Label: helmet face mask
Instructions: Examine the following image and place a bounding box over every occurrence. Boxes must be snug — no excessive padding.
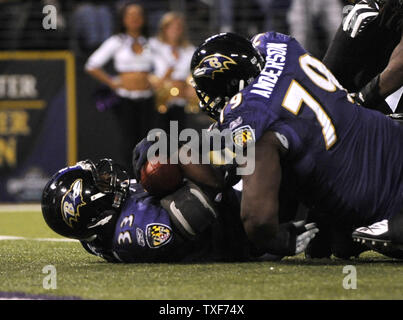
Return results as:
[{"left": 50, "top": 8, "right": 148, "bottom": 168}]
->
[
  {"left": 193, "top": 88, "right": 226, "bottom": 121},
  {"left": 91, "top": 159, "right": 129, "bottom": 207},
  {"left": 41, "top": 159, "right": 129, "bottom": 240},
  {"left": 190, "top": 32, "right": 264, "bottom": 121}
]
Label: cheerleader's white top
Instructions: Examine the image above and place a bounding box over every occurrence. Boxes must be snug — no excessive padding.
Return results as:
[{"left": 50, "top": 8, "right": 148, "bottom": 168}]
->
[
  {"left": 85, "top": 34, "right": 154, "bottom": 99},
  {"left": 148, "top": 37, "right": 195, "bottom": 81}
]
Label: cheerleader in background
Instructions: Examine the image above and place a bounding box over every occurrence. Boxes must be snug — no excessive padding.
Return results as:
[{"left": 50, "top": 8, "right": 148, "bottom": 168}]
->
[
  {"left": 85, "top": 2, "right": 156, "bottom": 175},
  {"left": 149, "top": 12, "right": 197, "bottom": 133}
]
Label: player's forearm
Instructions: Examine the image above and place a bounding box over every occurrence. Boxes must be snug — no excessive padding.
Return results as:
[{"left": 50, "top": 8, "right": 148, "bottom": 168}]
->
[
  {"left": 257, "top": 222, "right": 297, "bottom": 256},
  {"left": 240, "top": 180, "right": 280, "bottom": 249},
  {"left": 357, "top": 36, "right": 403, "bottom": 113},
  {"left": 176, "top": 137, "right": 226, "bottom": 190},
  {"left": 241, "top": 208, "right": 279, "bottom": 250},
  {"left": 240, "top": 131, "right": 283, "bottom": 250},
  {"left": 379, "top": 41, "right": 403, "bottom": 97},
  {"left": 371, "top": 30, "right": 403, "bottom": 98},
  {"left": 179, "top": 163, "right": 225, "bottom": 190}
]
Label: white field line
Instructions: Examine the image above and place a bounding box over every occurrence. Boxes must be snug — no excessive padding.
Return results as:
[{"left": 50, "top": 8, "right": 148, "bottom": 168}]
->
[
  {"left": 0, "top": 204, "right": 41, "bottom": 212},
  {"left": 0, "top": 204, "right": 77, "bottom": 242},
  {"left": 0, "top": 235, "right": 78, "bottom": 242}
]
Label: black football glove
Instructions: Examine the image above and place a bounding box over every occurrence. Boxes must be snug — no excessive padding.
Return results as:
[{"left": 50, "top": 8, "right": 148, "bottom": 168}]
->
[
  {"left": 350, "top": 74, "right": 392, "bottom": 114},
  {"left": 132, "top": 137, "right": 157, "bottom": 181},
  {"left": 133, "top": 133, "right": 185, "bottom": 181},
  {"left": 293, "top": 221, "right": 320, "bottom": 255},
  {"left": 342, "top": 0, "right": 379, "bottom": 38},
  {"left": 264, "top": 220, "right": 319, "bottom": 256}
]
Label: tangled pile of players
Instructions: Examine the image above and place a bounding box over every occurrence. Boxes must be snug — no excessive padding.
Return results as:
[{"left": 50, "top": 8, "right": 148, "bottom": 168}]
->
[{"left": 42, "top": 0, "right": 403, "bottom": 263}]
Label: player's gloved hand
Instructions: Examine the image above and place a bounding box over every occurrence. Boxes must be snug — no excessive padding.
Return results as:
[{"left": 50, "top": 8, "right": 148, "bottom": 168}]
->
[
  {"left": 263, "top": 220, "right": 319, "bottom": 256},
  {"left": 350, "top": 74, "right": 392, "bottom": 114},
  {"left": 293, "top": 221, "right": 320, "bottom": 255},
  {"left": 342, "top": 0, "right": 379, "bottom": 38},
  {"left": 133, "top": 133, "right": 179, "bottom": 181},
  {"left": 132, "top": 137, "right": 156, "bottom": 181}
]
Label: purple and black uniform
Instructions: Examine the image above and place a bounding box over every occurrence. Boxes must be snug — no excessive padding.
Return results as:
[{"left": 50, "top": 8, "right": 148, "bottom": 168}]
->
[
  {"left": 219, "top": 31, "right": 403, "bottom": 228},
  {"left": 81, "top": 182, "right": 253, "bottom": 263}
]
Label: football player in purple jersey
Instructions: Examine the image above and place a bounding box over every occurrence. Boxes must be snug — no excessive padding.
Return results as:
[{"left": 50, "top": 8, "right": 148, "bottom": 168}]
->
[
  {"left": 42, "top": 158, "right": 296, "bottom": 263},
  {"left": 185, "top": 32, "right": 403, "bottom": 259},
  {"left": 42, "top": 156, "right": 321, "bottom": 262}
]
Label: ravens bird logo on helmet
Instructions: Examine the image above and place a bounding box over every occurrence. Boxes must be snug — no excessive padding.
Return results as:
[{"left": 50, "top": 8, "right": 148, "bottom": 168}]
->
[
  {"left": 61, "top": 179, "right": 86, "bottom": 228},
  {"left": 193, "top": 54, "right": 237, "bottom": 79}
]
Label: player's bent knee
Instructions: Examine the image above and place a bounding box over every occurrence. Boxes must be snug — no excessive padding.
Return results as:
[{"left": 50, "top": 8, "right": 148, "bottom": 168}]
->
[{"left": 160, "top": 181, "right": 218, "bottom": 239}]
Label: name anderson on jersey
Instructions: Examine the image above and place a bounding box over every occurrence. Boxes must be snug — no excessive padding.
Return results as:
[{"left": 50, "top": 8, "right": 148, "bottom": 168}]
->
[{"left": 251, "top": 43, "right": 288, "bottom": 99}]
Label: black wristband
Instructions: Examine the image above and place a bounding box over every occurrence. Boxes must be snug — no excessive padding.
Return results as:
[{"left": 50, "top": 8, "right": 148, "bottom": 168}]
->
[
  {"left": 358, "top": 74, "right": 392, "bottom": 114},
  {"left": 263, "top": 222, "right": 297, "bottom": 256}
]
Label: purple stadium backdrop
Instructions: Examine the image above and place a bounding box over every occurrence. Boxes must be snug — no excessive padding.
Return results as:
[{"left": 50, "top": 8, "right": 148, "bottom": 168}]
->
[{"left": 0, "top": 51, "right": 76, "bottom": 202}]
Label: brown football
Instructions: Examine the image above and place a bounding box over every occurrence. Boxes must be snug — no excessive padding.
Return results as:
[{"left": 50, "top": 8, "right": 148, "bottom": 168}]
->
[{"left": 140, "top": 159, "right": 183, "bottom": 196}]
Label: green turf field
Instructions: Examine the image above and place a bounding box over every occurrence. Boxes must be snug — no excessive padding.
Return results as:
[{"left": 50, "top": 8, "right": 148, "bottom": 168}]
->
[{"left": 0, "top": 208, "right": 402, "bottom": 300}]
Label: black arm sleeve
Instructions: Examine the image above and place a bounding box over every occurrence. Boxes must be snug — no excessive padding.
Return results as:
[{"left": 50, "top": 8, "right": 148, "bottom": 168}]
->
[
  {"left": 260, "top": 222, "right": 299, "bottom": 256},
  {"left": 323, "top": 21, "right": 398, "bottom": 92}
]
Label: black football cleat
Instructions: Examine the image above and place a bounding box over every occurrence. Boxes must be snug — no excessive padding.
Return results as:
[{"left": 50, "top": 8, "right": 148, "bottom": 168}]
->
[
  {"left": 352, "top": 219, "right": 391, "bottom": 245},
  {"left": 352, "top": 220, "right": 403, "bottom": 259}
]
